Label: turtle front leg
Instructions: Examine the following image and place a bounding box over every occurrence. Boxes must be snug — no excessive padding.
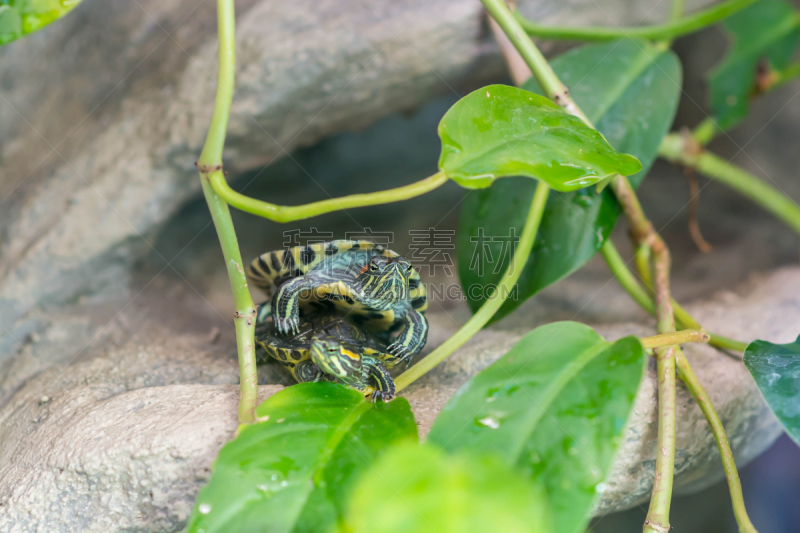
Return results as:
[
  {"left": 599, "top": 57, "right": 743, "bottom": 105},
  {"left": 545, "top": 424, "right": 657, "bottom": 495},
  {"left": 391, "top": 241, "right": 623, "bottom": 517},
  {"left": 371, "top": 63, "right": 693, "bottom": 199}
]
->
[
  {"left": 255, "top": 300, "right": 272, "bottom": 324},
  {"left": 291, "top": 360, "right": 325, "bottom": 383},
  {"left": 387, "top": 306, "right": 429, "bottom": 362},
  {"left": 362, "top": 358, "right": 395, "bottom": 402},
  {"left": 272, "top": 276, "right": 316, "bottom": 335}
]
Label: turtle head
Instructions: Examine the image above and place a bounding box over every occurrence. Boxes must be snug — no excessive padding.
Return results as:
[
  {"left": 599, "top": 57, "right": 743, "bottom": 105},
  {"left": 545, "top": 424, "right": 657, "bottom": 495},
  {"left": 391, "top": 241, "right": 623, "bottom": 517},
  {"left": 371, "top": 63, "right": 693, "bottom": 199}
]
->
[
  {"left": 356, "top": 255, "right": 412, "bottom": 304},
  {"left": 310, "top": 335, "right": 362, "bottom": 379}
]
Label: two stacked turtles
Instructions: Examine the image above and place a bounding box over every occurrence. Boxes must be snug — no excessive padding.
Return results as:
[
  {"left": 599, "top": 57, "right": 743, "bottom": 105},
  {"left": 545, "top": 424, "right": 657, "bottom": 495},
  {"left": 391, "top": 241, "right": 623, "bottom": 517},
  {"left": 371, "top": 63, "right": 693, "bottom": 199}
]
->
[{"left": 248, "top": 240, "right": 429, "bottom": 402}]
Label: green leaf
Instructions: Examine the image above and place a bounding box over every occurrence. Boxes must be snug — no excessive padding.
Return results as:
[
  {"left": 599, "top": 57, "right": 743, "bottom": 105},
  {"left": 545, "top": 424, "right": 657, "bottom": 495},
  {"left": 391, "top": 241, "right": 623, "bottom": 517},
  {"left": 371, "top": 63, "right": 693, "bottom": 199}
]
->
[
  {"left": 0, "top": 0, "right": 83, "bottom": 46},
  {"left": 709, "top": 0, "right": 800, "bottom": 129},
  {"left": 438, "top": 84, "right": 641, "bottom": 190},
  {"left": 458, "top": 40, "right": 681, "bottom": 322},
  {"left": 428, "top": 322, "right": 646, "bottom": 533},
  {"left": 744, "top": 336, "right": 800, "bottom": 446},
  {"left": 345, "top": 443, "right": 553, "bottom": 533},
  {"left": 186, "top": 382, "right": 418, "bottom": 533}
]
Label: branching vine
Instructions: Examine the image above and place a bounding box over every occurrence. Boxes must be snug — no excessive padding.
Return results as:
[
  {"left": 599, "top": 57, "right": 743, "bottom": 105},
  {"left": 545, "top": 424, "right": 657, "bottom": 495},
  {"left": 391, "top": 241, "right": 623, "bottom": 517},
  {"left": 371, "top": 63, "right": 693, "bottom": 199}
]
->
[
  {"left": 187, "top": 0, "right": 800, "bottom": 529},
  {"left": 3, "top": 0, "right": 798, "bottom": 530}
]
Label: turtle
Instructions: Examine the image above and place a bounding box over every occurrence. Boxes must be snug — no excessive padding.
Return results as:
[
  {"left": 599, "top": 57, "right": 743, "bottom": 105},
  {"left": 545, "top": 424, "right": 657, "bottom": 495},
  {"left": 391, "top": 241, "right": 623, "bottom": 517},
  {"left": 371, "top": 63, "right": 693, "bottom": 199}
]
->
[
  {"left": 248, "top": 240, "right": 428, "bottom": 360},
  {"left": 254, "top": 311, "right": 399, "bottom": 402}
]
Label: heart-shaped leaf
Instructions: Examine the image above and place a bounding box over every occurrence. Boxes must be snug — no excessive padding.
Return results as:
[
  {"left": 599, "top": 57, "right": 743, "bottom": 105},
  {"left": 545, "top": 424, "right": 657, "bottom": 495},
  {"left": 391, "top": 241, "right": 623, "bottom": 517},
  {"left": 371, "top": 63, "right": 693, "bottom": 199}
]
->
[
  {"left": 428, "top": 322, "right": 645, "bottom": 533},
  {"left": 345, "top": 443, "right": 554, "bottom": 533},
  {"left": 709, "top": 0, "right": 800, "bottom": 129},
  {"left": 0, "top": 0, "right": 83, "bottom": 46},
  {"left": 186, "top": 382, "right": 418, "bottom": 533},
  {"left": 744, "top": 336, "right": 800, "bottom": 446},
  {"left": 438, "top": 84, "right": 641, "bottom": 190},
  {"left": 458, "top": 40, "right": 681, "bottom": 322}
]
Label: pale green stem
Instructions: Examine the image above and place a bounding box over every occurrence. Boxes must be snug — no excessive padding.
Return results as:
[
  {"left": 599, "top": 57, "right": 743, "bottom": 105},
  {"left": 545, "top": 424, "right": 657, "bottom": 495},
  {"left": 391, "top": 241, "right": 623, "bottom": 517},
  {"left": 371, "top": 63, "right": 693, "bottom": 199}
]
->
[
  {"left": 646, "top": 233, "right": 678, "bottom": 533},
  {"left": 600, "top": 242, "right": 748, "bottom": 353},
  {"left": 209, "top": 171, "right": 448, "bottom": 223},
  {"left": 515, "top": 0, "right": 756, "bottom": 42},
  {"left": 198, "top": 0, "right": 258, "bottom": 423},
  {"left": 603, "top": 244, "right": 755, "bottom": 530},
  {"left": 659, "top": 134, "right": 800, "bottom": 235},
  {"left": 481, "top": 4, "right": 680, "bottom": 525},
  {"left": 395, "top": 184, "right": 551, "bottom": 391},
  {"left": 675, "top": 351, "right": 758, "bottom": 533},
  {"left": 693, "top": 118, "right": 719, "bottom": 146},
  {"left": 641, "top": 329, "right": 709, "bottom": 349},
  {"left": 635, "top": 245, "right": 653, "bottom": 288},
  {"left": 481, "top": 0, "right": 591, "bottom": 122},
  {"left": 483, "top": 3, "right": 757, "bottom": 530}
]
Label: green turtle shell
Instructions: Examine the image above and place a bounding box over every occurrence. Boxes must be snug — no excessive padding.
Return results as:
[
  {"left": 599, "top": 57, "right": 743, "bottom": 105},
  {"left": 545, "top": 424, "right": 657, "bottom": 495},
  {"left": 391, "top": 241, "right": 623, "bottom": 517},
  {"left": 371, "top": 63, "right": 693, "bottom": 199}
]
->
[
  {"left": 254, "top": 312, "right": 402, "bottom": 372},
  {"left": 247, "top": 240, "right": 429, "bottom": 326}
]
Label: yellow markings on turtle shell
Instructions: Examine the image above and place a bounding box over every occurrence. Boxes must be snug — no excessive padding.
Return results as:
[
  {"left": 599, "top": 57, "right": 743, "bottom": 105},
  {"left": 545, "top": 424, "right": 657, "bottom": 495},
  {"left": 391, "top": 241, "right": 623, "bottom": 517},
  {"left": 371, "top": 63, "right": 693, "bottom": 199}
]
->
[
  {"left": 249, "top": 240, "right": 397, "bottom": 288},
  {"left": 247, "top": 241, "right": 329, "bottom": 291},
  {"left": 248, "top": 240, "right": 429, "bottom": 318}
]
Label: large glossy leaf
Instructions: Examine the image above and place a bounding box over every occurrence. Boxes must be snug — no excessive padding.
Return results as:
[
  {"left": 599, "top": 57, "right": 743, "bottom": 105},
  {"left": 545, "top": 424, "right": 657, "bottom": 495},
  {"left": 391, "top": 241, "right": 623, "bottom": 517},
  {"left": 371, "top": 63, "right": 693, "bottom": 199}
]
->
[
  {"left": 186, "top": 382, "right": 418, "bottom": 533},
  {"left": 744, "top": 336, "right": 800, "bottom": 446},
  {"left": 438, "top": 84, "right": 641, "bottom": 190},
  {"left": 428, "top": 322, "right": 646, "bottom": 533},
  {"left": 458, "top": 40, "right": 681, "bottom": 322},
  {"left": 0, "top": 0, "right": 82, "bottom": 46},
  {"left": 345, "top": 443, "right": 553, "bottom": 533},
  {"left": 709, "top": 0, "right": 800, "bottom": 129}
]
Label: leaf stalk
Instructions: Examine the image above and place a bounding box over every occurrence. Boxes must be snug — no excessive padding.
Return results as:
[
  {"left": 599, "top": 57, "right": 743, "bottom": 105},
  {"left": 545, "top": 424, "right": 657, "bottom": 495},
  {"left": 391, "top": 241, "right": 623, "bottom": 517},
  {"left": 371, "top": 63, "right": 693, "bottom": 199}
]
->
[{"left": 659, "top": 133, "right": 800, "bottom": 235}]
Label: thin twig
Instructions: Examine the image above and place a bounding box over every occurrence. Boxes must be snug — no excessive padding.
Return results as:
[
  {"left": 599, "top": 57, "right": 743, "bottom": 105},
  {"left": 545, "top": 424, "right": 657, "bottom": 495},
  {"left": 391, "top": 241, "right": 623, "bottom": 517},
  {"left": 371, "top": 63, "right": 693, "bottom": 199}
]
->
[{"left": 683, "top": 166, "right": 713, "bottom": 252}]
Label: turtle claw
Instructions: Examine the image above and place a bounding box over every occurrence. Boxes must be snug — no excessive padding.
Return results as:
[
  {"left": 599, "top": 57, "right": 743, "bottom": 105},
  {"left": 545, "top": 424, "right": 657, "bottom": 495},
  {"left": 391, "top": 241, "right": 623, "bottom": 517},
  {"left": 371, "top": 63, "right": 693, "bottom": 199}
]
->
[
  {"left": 370, "top": 390, "right": 395, "bottom": 403},
  {"left": 274, "top": 316, "right": 300, "bottom": 336},
  {"left": 387, "top": 341, "right": 410, "bottom": 358}
]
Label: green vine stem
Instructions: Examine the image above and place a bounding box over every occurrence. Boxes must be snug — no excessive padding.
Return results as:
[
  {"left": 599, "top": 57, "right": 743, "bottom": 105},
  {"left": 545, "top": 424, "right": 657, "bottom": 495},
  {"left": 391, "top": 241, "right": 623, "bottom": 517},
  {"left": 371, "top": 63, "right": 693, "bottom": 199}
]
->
[
  {"left": 489, "top": 0, "right": 751, "bottom": 357},
  {"left": 481, "top": 2, "right": 720, "bottom": 530},
  {"left": 514, "top": 0, "right": 755, "bottom": 42},
  {"left": 659, "top": 133, "right": 800, "bottom": 235},
  {"left": 487, "top": 2, "right": 747, "bottom": 358},
  {"left": 602, "top": 240, "right": 756, "bottom": 530},
  {"left": 199, "top": 0, "right": 258, "bottom": 424},
  {"left": 600, "top": 241, "right": 749, "bottom": 352},
  {"left": 674, "top": 350, "right": 759, "bottom": 533},
  {"left": 209, "top": 171, "right": 449, "bottom": 223},
  {"left": 609, "top": 173, "right": 680, "bottom": 532},
  {"left": 482, "top": 0, "right": 591, "bottom": 122},
  {"left": 395, "top": 183, "right": 551, "bottom": 391},
  {"left": 641, "top": 329, "right": 709, "bottom": 349},
  {"left": 483, "top": 2, "right": 678, "bottom": 525}
]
